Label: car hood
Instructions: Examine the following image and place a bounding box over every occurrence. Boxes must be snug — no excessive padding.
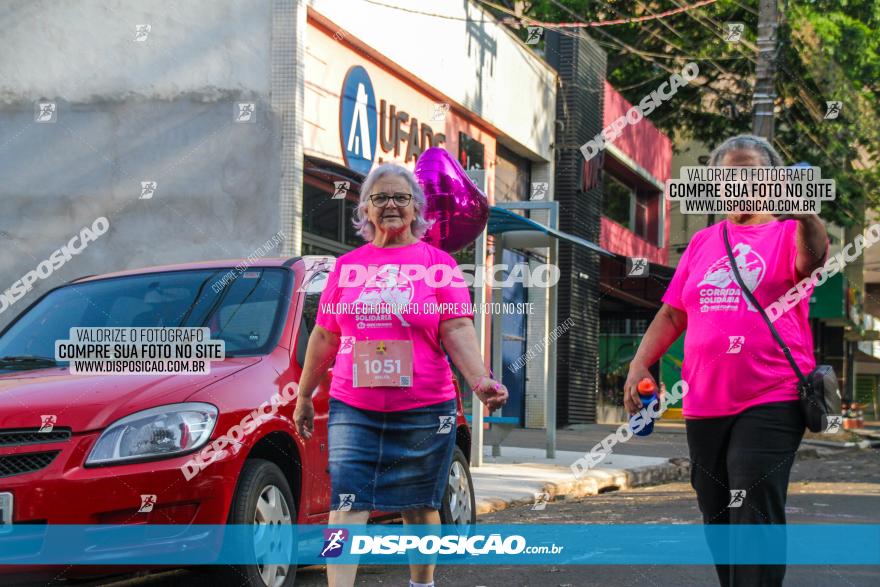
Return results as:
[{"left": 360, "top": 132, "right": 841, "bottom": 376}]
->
[{"left": 0, "top": 357, "right": 261, "bottom": 432}]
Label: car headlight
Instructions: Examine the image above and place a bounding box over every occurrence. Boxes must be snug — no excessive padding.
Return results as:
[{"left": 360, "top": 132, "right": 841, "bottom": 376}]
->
[{"left": 86, "top": 402, "right": 218, "bottom": 465}]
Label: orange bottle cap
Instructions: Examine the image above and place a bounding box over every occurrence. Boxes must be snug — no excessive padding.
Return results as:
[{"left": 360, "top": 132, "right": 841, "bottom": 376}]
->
[{"left": 637, "top": 378, "right": 656, "bottom": 395}]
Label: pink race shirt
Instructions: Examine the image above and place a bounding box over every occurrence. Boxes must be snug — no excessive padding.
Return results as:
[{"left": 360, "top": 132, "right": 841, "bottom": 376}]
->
[
  {"left": 315, "top": 240, "right": 474, "bottom": 412},
  {"left": 662, "top": 219, "right": 816, "bottom": 418}
]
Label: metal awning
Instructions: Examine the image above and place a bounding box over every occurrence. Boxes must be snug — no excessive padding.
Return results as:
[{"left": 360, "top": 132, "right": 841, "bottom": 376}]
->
[{"left": 488, "top": 206, "right": 613, "bottom": 256}]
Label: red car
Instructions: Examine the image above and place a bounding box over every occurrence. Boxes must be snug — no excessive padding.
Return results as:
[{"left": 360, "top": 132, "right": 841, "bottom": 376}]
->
[{"left": 0, "top": 257, "right": 476, "bottom": 586}]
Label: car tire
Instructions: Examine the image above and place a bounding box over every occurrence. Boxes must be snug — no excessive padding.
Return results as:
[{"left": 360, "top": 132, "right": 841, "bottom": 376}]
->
[
  {"left": 212, "top": 458, "right": 297, "bottom": 587},
  {"left": 439, "top": 446, "right": 476, "bottom": 526}
]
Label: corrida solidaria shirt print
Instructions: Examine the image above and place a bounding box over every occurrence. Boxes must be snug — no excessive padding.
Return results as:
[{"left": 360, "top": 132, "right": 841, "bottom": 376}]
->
[
  {"left": 662, "top": 219, "right": 816, "bottom": 418},
  {"left": 314, "top": 240, "right": 474, "bottom": 412}
]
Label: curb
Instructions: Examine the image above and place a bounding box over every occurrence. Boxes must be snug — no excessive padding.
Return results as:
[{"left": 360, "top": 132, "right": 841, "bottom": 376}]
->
[
  {"left": 475, "top": 445, "right": 839, "bottom": 517},
  {"left": 475, "top": 458, "right": 691, "bottom": 516},
  {"left": 802, "top": 438, "right": 880, "bottom": 449}
]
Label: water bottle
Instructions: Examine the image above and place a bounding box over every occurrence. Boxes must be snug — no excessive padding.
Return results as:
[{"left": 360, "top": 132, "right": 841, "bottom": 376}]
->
[{"left": 629, "top": 378, "right": 658, "bottom": 436}]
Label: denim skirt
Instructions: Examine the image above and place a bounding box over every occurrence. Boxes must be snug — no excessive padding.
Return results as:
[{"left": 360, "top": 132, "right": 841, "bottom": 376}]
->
[{"left": 328, "top": 397, "right": 457, "bottom": 512}]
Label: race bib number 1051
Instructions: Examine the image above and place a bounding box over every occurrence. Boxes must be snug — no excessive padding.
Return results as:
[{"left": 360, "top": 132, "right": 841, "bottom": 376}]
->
[{"left": 352, "top": 340, "right": 413, "bottom": 387}]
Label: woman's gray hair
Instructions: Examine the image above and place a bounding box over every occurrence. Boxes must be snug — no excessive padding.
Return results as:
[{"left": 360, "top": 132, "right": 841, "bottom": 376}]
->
[
  {"left": 352, "top": 163, "right": 434, "bottom": 241},
  {"left": 708, "top": 134, "right": 785, "bottom": 167}
]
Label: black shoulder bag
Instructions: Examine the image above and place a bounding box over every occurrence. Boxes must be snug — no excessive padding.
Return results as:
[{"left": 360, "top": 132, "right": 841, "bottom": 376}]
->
[{"left": 722, "top": 224, "right": 840, "bottom": 432}]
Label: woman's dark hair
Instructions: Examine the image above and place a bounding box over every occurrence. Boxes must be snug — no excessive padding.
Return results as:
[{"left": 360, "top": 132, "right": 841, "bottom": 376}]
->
[{"left": 708, "top": 134, "right": 785, "bottom": 167}]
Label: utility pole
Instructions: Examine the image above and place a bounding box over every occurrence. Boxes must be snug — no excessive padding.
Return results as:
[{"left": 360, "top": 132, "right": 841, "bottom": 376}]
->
[{"left": 752, "top": 0, "right": 779, "bottom": 139}]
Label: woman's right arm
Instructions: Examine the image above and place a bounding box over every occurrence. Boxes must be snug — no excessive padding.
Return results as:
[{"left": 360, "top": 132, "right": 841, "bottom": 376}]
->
[
  {"left": 624, "top": 303, "right": 687, "bottom": 415},
  {"left": 293, "top": 325, "right": 340, "bottom": 439}
]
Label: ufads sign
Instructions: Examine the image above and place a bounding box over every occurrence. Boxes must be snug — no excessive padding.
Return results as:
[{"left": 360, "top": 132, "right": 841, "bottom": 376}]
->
[{"left": 340, "top": 65, "right": 447, "bottom": 174}]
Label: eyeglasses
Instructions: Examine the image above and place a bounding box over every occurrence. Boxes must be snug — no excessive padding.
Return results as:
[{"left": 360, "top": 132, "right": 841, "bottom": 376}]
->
[{"left": 369, "top": 192, "right": 413, "bottom": 207}]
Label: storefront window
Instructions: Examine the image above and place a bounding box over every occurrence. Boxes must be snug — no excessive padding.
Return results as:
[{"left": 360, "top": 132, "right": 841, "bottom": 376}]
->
[
  {"left": 301, "top": 241, "right": 340, "bottom": 256},
  {"left": 302, "top": 157, "right": 363, "bottom": 254},
  {"left": 602, "top": 163, "right": 661, "bottom": 245},
  {"left": 458, "top": 132, "right": 485, "bottom": 170},
  {"left": 303, "top": 181, "right": 341, "bottom": 241},
  {"left": 344, "top": 199, "right": 363, "bottom": 247},
  {"left": 634, "top": 193, "right": 659, "bottom": 244},
  {"left": 603, "top": 173, "right": 634, "bottom": 227},
  {"left": 599, "top": 312, "right": 652, "bottom": 410}
]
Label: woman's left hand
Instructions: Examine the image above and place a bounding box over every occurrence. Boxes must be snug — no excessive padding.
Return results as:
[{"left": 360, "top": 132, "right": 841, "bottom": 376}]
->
[{"left": 472, "top": 376, "right": 509, "bottom": 411}]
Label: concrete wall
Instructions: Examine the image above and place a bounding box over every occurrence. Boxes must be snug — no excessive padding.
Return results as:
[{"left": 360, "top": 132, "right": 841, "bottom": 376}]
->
[{"left": 0, "top": 0, "right": 298, "bottom": 328}]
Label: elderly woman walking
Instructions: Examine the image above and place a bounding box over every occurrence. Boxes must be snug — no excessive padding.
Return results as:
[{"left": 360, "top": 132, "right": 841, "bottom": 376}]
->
[
  {"left": 293, "top": 163, "right": 508, "bottom": 587},
  {"left": 625, "top": 135, "right": 828, "bottom": 587}
]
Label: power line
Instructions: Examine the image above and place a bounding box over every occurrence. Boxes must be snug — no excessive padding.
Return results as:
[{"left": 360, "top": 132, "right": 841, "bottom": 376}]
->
[
  {"left": 538, "top": 0, "right": 745, "bottom": 106},
  {"left": 371, "top": 0, "right": 870, "bottom": 199},
  {"left": 630, "top": 0, "right": 845, "bottom": 153},
  {"left": 667, "top": 0, "right": 759, "bottom": 54},
  {"left": 629, "top": 0, "right": 749, "bottom": 89},
  {"left": 564, "top": 0, "right": 868, "bottom": 205},
  {"left": 556, "top": 0, "right": 871, "bottom": 207},
  {"left": 360, "top": 0, "right": 497, "bottom": 22},
  {"left": 362, "top": 0, "right": 717, "bottom": 28},
  {"left": 614, "top": 72, "right": 672, "bottom": 91},
  {"left": 672, "top": 0, "right": 874, "bottom": 189},
  {"left": 650, "top": 1, "right": 859, "bottom": 153},
  {"left": 487, "top": 0, "right": 679, "bottom": 68},
  {"left": 371, "top": 0, "right": 870, "bottom": 169},
  {"left": 493, "top": 0, "right": 720, "bottom": 28}
]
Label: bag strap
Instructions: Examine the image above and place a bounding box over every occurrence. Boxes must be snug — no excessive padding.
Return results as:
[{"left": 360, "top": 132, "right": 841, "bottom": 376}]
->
[{"left": 722, "top": 223, "right": 808, "bottom": 386}]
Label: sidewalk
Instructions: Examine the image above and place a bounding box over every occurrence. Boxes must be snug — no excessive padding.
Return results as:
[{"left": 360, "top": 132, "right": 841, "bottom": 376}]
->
[
  {"left": 471, "top": 446, "right": 689, "bottom": 515},
  {"left": 471, "top": 424, "right": 824, "bottom": 516},
  {"left": 804, "top": 423, "right": 880, "bottom": 448}
]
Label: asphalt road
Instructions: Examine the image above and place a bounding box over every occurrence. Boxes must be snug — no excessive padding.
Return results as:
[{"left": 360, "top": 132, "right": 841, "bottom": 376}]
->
[
  {"left": 23, "top": 447, "right": 878, "bottom": 587},
  {"left": 501, "top": 423, "right": 693, "bottom": 460}
]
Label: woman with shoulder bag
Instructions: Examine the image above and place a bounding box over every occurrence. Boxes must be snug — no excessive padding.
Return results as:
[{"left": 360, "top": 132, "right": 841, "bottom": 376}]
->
[{"left": 625, "top": 135, "right": 829, "bottom": 586}]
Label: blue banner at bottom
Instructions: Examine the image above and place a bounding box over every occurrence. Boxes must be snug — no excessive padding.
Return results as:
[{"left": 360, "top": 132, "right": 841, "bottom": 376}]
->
[{"left": 0, "top": 525, "right": 877, "bottom": 565}]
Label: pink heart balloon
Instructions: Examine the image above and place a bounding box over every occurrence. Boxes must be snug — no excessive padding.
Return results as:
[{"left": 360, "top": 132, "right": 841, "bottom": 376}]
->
[{"left": 413, "top": 147, "right": 490, "bottom": 253}]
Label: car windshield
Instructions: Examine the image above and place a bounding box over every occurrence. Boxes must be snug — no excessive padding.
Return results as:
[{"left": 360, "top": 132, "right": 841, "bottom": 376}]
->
[{"left": 0, "top": 268, "right": 291, "bottom": 368}]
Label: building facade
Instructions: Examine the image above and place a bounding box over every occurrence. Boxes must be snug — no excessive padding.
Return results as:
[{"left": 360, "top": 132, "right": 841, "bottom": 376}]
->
[
  {"left": 545, "top": 29, "right": 607, "bottom": 425},
  {"left": 545, "top": 30, "right": 675, "bottom": 426},
  {"left": 301, "top": 0, "right": 558, "bottom": 429},
  {"left": 595, "top": 83, "right": 675, "bottom": 423}
]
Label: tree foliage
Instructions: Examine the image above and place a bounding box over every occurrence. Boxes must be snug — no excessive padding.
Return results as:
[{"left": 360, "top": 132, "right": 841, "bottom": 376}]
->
[{"left": 492, "top": 0, "right": 880, "bottom": 226}]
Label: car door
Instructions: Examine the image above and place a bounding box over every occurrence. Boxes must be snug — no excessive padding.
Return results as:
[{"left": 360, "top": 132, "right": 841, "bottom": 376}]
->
[{"left": 292, "top": 267, "right": 334, "bottom": 518}]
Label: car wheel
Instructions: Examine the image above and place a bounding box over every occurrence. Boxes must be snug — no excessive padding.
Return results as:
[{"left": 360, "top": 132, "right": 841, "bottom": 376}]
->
[
  {"left": 440, "top": 446, "right": 476, "bottom": 526},
  {"left": 215, "top": 458, "right": 297, "bottom": 587}
]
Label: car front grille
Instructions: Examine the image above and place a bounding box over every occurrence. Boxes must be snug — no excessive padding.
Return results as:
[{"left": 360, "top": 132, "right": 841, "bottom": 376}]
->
[
  {"left": 0, "top": 428, "right": 72, "bottom": 447},
  {"left": 0, "top": 451, "right": 60, "bottom": 478}
]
